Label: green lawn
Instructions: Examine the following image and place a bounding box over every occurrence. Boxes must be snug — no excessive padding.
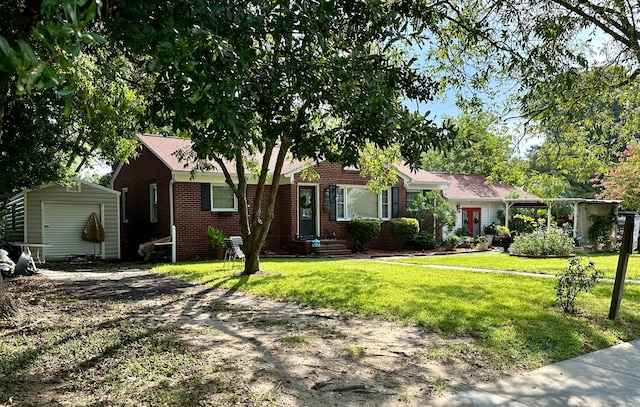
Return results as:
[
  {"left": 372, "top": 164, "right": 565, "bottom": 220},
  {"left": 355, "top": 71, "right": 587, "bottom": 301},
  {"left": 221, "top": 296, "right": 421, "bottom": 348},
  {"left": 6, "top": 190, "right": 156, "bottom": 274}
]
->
[
  {"left": 393, "top": 251, "right": 640, "bottom": 280},
  {"left": 154, "top": 258, "right": 640, "bottom": 371}
]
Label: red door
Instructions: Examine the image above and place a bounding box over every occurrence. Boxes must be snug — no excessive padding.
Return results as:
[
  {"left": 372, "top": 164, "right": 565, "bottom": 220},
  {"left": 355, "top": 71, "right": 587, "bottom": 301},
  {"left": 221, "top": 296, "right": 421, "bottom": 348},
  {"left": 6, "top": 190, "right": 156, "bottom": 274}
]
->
[{"left": 462, "top": 208, "right": 481, "bottom": 237}]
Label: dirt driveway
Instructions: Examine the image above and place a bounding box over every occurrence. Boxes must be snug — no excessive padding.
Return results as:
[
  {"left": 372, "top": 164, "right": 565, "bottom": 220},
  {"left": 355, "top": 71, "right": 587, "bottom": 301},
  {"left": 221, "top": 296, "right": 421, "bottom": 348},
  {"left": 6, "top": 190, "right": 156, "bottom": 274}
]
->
[{"left": 33, "top": 268, "right": 501, "bottom": 406}]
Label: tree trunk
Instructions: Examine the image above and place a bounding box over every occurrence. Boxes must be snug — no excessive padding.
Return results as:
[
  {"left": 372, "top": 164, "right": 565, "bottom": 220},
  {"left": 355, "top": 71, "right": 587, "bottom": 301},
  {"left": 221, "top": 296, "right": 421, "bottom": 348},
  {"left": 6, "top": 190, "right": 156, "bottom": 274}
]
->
[{"left": 243, "top": 245, "right": 260, "bottom": 275}]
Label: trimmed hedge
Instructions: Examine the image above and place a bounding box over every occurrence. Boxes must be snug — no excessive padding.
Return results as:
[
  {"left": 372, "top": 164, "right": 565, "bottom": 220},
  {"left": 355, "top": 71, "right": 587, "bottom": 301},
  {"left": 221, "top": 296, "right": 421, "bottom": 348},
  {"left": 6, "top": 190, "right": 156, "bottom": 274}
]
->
[
  {"left": 349, "top": 218, "right": 381, "bottom": 252},
  {"left": 412, "top": 231, "right": 437, "bottom": 250},
  {"left": 389, "top": 218, "right": 419, "bottom": 249}
]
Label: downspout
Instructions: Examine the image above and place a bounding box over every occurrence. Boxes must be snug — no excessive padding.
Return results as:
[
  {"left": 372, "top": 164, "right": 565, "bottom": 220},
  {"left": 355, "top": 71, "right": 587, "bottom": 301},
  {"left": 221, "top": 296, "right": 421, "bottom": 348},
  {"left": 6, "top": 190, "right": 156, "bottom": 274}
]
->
[{"left": 169, "top": 175, "right": 176, "bottom": 263}]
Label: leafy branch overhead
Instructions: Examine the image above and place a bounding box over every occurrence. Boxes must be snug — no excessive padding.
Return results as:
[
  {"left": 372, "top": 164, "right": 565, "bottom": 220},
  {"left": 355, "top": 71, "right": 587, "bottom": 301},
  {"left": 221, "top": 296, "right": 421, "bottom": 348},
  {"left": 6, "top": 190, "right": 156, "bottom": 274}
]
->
[{"left": 109, "top": 0, "right": 456, "bottom": 274}]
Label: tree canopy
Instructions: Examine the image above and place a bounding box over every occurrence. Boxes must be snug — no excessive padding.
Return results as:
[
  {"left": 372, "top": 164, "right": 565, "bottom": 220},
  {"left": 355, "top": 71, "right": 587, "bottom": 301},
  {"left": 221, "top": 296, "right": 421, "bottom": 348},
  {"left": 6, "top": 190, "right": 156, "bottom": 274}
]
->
[
  {"left": 0, "top": 0, "right": 143, "bottom": 198},
  {"left": 109, "top": 0, "right": 455, "bottom": 273}
]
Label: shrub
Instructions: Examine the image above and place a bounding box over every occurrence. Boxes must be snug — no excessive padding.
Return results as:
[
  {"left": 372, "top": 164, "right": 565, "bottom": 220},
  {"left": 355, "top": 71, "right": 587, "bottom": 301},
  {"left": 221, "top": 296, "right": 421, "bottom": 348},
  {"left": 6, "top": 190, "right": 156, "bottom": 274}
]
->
[
  {"left": 205, "top": 226, "right": 225, "bottom": 247},
  {"left": 389, "top": 218, "right": 419, "bottom": 249},
  {"left": 454, "top": 226, "right": 470, "bottom": 237},
  {"left": 443, "top": 235, "right": 460, "bottom": 250},
  {"left": 483, "top": 223, "right": 497, "bottom": 235},
  {"left": 412, "top": 231, "right": 437, "bottom": 250},
  {"left": 349, "top": 218, "right": 381, "bottom": 252},
  {"left": 509, "top": 226, "right": 574, "bottom": 256},
  {"left": 556, "top": 257, "right": 603, "bottom": 314}
]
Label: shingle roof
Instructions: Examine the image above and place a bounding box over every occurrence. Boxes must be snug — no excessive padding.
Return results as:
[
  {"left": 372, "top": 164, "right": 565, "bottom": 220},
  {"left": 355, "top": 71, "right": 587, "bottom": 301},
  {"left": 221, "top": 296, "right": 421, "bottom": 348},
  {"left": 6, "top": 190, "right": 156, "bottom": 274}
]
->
[
  {"left": 138, "top": 134, "right": 303, "bottom": 175},
  {"left": 436, "top": 173, "right": 538, "bottom": 200},
  {"left": 138, "top": 135, "right": 525, "bottom": 197}
]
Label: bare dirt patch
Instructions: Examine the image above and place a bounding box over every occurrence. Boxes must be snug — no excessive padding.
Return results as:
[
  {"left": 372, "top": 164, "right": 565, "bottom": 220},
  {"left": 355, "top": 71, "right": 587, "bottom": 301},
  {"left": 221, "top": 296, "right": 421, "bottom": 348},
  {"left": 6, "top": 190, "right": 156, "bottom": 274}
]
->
[{"left": 1, "top": 269, "right": 505, "bottom": 406}]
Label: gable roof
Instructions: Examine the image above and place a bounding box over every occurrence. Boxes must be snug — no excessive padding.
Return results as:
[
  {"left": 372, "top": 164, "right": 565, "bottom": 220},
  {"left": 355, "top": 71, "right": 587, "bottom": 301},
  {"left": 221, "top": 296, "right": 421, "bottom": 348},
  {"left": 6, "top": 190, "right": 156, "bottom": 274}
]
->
[
  {"left": 138, "top": 134, "right": 305, "bottom": 175},
  {"left": 134, "top": 134, "right": 450, "bottom": 186},
  {"left": 435, "top": 173, "right": 538, "bottom": 201}
]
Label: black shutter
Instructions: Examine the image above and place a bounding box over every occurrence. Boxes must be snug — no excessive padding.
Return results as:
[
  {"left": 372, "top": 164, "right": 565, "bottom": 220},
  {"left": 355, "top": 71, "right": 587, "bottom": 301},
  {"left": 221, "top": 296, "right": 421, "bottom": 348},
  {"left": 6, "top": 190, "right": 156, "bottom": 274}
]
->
[
  {"left": 201, "top": 183, "right": 211, "bottom": 211},
  {"left": 328, "top": 184, "right": 337, "bottom": 221},
  {"left": 391, "top": 186, "right": 399, "bottom": 218}
]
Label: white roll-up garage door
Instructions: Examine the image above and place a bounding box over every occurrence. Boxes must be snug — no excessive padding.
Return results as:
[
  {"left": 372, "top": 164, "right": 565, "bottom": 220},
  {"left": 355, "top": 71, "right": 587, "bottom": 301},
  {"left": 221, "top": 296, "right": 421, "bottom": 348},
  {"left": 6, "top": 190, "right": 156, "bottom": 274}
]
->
[{"left": 43, "top": 202, "right": 103, "bottom": 260}]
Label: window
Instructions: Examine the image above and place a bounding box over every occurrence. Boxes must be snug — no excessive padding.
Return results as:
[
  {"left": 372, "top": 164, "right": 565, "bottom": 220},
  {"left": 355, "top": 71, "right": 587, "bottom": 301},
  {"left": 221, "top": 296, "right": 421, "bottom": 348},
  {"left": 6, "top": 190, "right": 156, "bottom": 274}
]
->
[
  {"left": 336, "top": 186, "right": 390, "bottom": 220},
  {"left": 211, "top": 185, "right": 236, "bottom": 211},
  {"left": 121, "top": 188, "right": 128, "bottom": 223},
  {"left": 149, "top": 184, "right": 158, "bottom": 223}
]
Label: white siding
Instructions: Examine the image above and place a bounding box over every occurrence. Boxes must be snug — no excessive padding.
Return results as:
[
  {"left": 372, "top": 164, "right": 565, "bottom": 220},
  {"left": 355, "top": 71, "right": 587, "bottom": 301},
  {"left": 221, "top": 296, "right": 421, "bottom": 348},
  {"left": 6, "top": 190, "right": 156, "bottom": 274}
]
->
[{"left": 43, "top": 202, "right": 103, "bottom": 259}]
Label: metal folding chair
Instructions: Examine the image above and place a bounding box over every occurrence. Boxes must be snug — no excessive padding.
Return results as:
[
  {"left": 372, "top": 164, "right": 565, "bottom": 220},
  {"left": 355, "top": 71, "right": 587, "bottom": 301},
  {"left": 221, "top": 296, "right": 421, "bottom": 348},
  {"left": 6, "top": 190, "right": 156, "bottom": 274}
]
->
[{"left": 223, "top": 236, "right": 245, "bottom": 268}]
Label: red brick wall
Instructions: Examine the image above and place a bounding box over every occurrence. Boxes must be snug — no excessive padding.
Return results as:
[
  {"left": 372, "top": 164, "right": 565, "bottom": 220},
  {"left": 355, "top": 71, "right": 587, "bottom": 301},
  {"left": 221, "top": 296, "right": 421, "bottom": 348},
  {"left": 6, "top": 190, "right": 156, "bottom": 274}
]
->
[
  {"left": 114, "top": 150, "right": 409, "bottom": 260},
  {"left": 291, "top": 161, "right": 407, "bottom": 250},
  {"left": 113, "top": 145, "right": 172, "bottom": 260}
]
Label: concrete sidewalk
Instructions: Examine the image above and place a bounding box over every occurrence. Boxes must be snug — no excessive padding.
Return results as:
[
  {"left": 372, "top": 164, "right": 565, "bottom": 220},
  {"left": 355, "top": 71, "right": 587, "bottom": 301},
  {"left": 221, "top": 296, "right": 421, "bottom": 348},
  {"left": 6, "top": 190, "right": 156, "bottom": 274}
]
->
[{"left": 435, "top": 339, "right": 640, "bottom": 406}]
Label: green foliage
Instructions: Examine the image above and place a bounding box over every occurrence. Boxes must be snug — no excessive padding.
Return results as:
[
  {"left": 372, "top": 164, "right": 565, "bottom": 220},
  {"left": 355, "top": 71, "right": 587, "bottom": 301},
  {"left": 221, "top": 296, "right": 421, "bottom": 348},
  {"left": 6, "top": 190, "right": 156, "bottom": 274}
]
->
[
  {"left": 358, "top": 142, "right": 400, "bottom": 194},
  {"left": 411, "top": 231, "right": 438, "bottom": 250},
  {"left": 406, "top": 192, "right": 457, "bottom": 236},
  {"left": 509, "top": 227, "right": 575, "bottom": 257},
  {"left": 421, "top": 111, "right": 526, "bottom": 186},
  {"left": 483, "top": 223, "right": 497, "bottom": 235},
  {"left": 454, "top": 226, "right": 470, "bottom": 237},
  {"left": 388, "top": 218, "right": 419, "bottom": 250},
  {"left": 587, "top": 211, "right": 616, "bottom": 248},
  {"left": 556, "top": 258, "right": 603, "bottom": 314},
  {"left": 348, "top": 219, "right": 381, "bottom": 252},
  {"left": 205, "top": 226, "right": 225, "bottom": 247},
  {"left": 495, "top": 226, "right": 511, "bottom": 238},
  {"left": 0, "top": 0, "right": 104, "bottom": 94},
  {"left": 108, "top": 0, "right": 454, "bottom": 273},
  {"left": 443, "top": 235, "right": 460, "bottom": 250}
]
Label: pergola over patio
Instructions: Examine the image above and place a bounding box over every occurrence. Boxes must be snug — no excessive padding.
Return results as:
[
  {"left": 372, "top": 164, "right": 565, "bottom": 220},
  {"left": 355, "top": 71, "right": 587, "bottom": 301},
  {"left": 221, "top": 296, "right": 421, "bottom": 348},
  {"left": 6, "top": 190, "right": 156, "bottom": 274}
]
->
[{"left": 504, "top": 198, "right": 620, "bottom": 242}]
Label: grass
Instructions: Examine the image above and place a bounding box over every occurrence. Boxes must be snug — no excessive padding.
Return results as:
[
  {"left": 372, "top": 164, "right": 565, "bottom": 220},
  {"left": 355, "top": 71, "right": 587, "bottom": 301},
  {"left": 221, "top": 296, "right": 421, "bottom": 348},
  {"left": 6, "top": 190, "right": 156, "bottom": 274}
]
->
[
  {"left": 155, "top": 258, "right": 640, "bottom": 370},
  {"left": 393, "top": 251, "right": 640, "bottom": 280}
]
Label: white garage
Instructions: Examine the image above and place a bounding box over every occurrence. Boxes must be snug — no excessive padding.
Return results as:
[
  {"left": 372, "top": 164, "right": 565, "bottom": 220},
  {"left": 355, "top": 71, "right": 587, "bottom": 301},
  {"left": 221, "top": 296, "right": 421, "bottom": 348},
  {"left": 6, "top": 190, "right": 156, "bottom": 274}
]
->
[{"left": 5, "top": 180, "right": 120, "bottom": 261}]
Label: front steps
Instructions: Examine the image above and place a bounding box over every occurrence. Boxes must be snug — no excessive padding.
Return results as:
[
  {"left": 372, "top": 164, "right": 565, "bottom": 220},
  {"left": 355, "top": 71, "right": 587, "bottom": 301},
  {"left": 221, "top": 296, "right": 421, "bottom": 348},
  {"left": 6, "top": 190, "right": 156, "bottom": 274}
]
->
[{"left": 289, "top": 239, "right": 352, "bottom": 257}]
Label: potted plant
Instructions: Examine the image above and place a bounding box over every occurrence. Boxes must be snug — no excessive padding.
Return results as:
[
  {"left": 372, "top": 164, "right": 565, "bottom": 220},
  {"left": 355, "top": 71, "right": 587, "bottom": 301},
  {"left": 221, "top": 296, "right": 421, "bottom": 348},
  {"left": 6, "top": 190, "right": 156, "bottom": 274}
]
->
[
  {"left": 496, "top": 225, "right": 513, "bottom": 252},
  {"left": 483, "top": 223, "right": 497, "bottom": 244},
  {"left": 475, "top": 235, "right": 490, "bottom": 251},
  {"left": 206, "top": 226, "right": 226, "bottom": 259}
]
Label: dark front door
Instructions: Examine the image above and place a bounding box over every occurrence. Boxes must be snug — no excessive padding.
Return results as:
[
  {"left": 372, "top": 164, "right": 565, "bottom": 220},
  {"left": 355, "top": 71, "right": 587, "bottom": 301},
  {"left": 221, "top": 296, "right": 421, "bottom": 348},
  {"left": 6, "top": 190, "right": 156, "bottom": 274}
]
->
[{"left": 298, "top": 186, "right": 317, "bottom": 239}]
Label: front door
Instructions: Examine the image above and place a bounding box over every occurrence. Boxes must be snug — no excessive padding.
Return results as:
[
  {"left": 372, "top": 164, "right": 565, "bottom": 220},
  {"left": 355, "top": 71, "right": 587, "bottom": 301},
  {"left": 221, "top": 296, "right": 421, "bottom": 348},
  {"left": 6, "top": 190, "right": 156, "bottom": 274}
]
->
[
  {"left": 298, "top": 186, "right": 317, "bottom": 239},
  {"left": 462, "top": 207, "right": 481, "bottom": 237}
]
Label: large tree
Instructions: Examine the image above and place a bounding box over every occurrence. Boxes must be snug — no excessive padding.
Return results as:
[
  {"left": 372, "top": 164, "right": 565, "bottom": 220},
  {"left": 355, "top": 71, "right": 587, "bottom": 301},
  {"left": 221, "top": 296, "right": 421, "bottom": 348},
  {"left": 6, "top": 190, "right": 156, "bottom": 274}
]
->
[
  {"left": 425, "top": 1, "right": 640, "bottom": 198},
  {"left": 420, "top": 111, "right": 526, "bottom": 186},
  {"left": 0, "top": 0, "right": 144, "bottom": 198},
  {"left": 109, "top": 0, "right": 455, "bottom": 274}
]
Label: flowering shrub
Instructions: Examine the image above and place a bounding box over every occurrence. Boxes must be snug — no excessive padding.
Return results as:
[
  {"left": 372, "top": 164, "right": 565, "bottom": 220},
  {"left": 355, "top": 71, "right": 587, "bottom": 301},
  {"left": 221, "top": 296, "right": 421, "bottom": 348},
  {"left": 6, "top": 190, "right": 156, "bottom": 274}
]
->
[{"left": 509, "top": 226, "right": 574, "bottom": 256}]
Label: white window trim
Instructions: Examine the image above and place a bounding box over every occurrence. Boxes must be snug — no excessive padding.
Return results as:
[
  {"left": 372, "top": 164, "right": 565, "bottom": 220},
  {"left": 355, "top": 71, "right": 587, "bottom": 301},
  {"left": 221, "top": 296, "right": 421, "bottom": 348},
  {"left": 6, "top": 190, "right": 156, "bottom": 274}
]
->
[
  {"left": 121, "top": 187, "right": 128, "bottom": 223},
  {"left": 210, "top": 184, "right": 238, "bottom": 212},
  {"left": 149, "top": 183, "right": 158, "bottom": 223},
  {"left": 336, "top": 185, "right": 391, "bottom": 221}
]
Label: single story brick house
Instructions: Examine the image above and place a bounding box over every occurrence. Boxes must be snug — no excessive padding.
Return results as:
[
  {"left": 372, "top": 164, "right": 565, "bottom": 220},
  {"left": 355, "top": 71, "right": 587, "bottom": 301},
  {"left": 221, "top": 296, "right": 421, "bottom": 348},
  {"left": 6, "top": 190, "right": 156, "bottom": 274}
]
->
[{"left": 110, "top": 135, "right": 458, "bottom": 260}]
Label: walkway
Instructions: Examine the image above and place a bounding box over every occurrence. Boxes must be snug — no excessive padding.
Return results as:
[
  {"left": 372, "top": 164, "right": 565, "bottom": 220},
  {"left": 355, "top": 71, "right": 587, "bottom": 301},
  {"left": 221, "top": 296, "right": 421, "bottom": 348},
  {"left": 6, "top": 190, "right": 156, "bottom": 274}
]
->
[{"left": 433, "top": 339, "right": 640, "bottom": 406}]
